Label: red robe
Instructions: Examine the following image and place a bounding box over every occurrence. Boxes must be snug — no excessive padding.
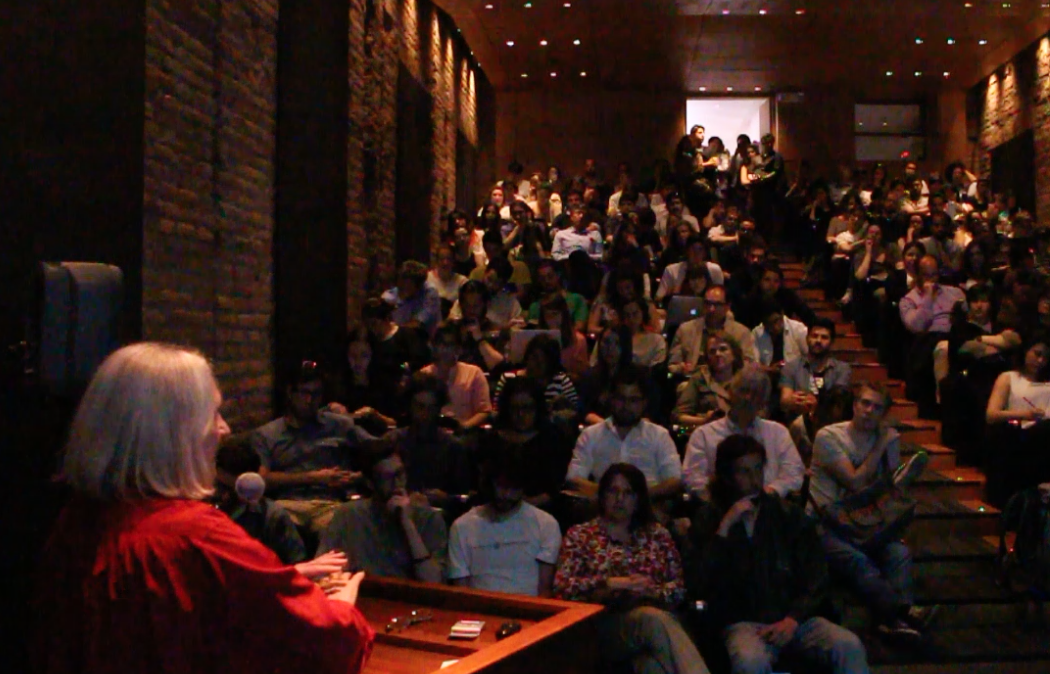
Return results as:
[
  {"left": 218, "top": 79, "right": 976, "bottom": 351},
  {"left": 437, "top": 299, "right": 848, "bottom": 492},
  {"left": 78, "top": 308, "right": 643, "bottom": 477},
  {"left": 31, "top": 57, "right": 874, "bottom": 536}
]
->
[{"left": 34, "top": 497, "right": 374, "bottom": 674}]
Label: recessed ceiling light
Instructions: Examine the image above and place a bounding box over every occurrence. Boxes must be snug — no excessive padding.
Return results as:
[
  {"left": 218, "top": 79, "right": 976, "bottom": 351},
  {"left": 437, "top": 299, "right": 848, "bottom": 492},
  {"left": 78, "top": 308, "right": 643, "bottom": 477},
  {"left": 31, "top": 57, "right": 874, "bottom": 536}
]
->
[
  {"left": 485, "top": 3, "right": 494, "bottom": 8},
  {"left": 947, "top": 38, "right": 956, "bottom": 45},
  {"left": 759, "top": 9, "right": 768, "bottom": 15},
  {"left": 573, "top": 39, "right": 581, "bottom": 45},
  {"left": 943, "top": 71, "right": 951, "bottom": 77},
  {"left": 1003, "top": 2, "right": 1012, "bottom": 8},
  {"left": 858, "top": 122, "right": 864, "bottom": 127},
  {"left": 521, "top": 73, "right": 528, "bottom": 78},
  {"left": 964, "top": 2, "right": 972, "bottom": 6},
  {"left": 914, "top": 70, "right": 922, "bottom": 76},
  {"left": 580, "top": 71, "right": 587, "bottom": 77},
  {"left": 979, "top": 39, "right": 988, "bottom": 45},
  {"left": 754, "top": 86, "right": 762, "bottom": 91},
  {"left": 550, "top": 71, "right": 557, "bottom": 77},
  {"left": 726, "top": 86, "right": 734, "bottom": 91},
  {"left": 886, "top": 70, "right": 894, "bottom": 76},
  {"left": 539, "top": 40, "right": 548, "bottom": 46},
  {"left": 506, "top": 40, "right": 515, "bottom": 46},
  {"left": 795, "top": 9, "right": 806, "bottom": 15},
  {"left": 564, "top": 2, "right": 572, "bottom": 6},
  {"left": 722, "top": 9, "right": 730, "bottom": 14},
  {"left": 915, "top": 37, "right": 924, "bottom": 44},
  {"left": 882, "top": 121, "right": 888, "bottom": 127},
  {"left": 699, "top": 86, "right": 707, "bottom": 91}
]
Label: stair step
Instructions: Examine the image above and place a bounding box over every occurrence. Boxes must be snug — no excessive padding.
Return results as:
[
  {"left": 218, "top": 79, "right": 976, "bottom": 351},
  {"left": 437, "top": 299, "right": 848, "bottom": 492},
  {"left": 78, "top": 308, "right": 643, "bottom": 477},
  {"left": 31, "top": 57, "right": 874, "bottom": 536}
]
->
[
  {"left": 816, "top": 308, "right": 844, "bottom": 321},
  {"left": 780, "top": 261, "right": 805, "bottom": 272},
  {"left": 837, "top": 333, "right": 864, "bottom": 349},
  {"left": 783, "top": 268, "right": 804, "bottom": 281},
  {"left": 799, "top": 288, "right": 823, "bottom": 300},
  {"left": 852, "top": 362, "right": 890, "bottom": 382},
  {"left": 809, "top": 299, "right": 838, "bottom": 311},
  {"left": 889, "top": 399, "right": 919, "bottom": 421},
  {"left": 907, "top": 499, "right": 1001, "bottom": 544},
  {"left": 982, "top": 533, "right": 1014, "bottom": 554},
  {"left": 835, "top": 348, "right": 881, "bottom": 364},
  {"left": 893, "top": 419, "right": 942, "bottom": 444},
  {"left": 865, "top": 623, "right": 1050, "bottom": 667},
  {"left": 902, "top": 443, "right": 957, "bottom": 471},
  {"left": 913, "top": 468, "right": 985, "bottom": 502},
  {"left": 873, "top": 660, "right": 1050, "bottom": 674}
]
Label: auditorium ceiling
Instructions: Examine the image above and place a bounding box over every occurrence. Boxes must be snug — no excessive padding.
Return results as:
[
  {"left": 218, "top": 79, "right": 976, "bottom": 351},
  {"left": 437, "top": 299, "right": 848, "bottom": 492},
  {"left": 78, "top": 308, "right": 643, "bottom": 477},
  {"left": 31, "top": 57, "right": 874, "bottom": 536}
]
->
[{"left": 437, "top": 0, "right": 1050, "bottom": 94}]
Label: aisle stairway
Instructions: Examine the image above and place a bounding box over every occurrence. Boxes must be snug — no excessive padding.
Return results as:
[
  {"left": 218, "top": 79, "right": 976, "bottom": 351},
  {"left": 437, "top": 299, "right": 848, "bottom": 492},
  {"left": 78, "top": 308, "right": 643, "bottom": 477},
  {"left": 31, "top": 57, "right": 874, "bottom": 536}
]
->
[{"left": 777, "top": 258, "right": 1050, "bottom": 673}]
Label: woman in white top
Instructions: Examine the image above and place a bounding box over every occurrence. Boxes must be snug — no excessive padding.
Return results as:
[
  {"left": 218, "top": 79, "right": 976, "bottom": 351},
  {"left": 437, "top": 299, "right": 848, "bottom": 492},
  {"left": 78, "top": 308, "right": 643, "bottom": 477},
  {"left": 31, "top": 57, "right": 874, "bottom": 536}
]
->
[
  {"left": 986, "top": 339, "right": 1050, "bottom": 425},
  {"left": 426, "top": 243, "right": 468, "bottom": 312},
  {"left": 621, "top": 298, "right": 667, "bottom": 369}
]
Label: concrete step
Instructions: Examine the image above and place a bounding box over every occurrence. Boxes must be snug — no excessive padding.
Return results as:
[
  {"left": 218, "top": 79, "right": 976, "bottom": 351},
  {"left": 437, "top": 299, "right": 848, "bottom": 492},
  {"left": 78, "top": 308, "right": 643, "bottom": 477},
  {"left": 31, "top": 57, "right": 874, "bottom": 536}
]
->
[
  {"left": 913, "top": 467, "right": 986, "bottom": 502},
  {"left": 874, "top": 661, "right": 1050, "bottom": 674},
  {"left": 835, "top": 322, "right": 854, "bottom": 336},
  {"left": 816, "top": 308, "right": 843, "bottom": 321},
  {"left": 836, "top": 348, "right": 881, "bottom": 365},
  {"left": 809, "top": 299, "right": 838, "bottom": 312},
  {"left": 780, "top": 261, "right": 805, "bottom": 272}
]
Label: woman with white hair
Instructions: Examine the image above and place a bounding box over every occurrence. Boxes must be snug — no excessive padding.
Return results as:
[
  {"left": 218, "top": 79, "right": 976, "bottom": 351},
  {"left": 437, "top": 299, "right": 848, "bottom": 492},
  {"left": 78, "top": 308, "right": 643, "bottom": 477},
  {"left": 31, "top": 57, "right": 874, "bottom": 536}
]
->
[{"left": 34, "top": 343, "right": 374, "bottom": 674}]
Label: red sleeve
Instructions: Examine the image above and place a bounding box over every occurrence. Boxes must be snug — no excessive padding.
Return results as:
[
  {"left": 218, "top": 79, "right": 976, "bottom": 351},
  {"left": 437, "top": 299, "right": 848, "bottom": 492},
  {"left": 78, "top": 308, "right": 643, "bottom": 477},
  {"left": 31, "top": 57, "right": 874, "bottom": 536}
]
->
[{"left": 190, "top": 507, "right": 375, "bottom": 674}]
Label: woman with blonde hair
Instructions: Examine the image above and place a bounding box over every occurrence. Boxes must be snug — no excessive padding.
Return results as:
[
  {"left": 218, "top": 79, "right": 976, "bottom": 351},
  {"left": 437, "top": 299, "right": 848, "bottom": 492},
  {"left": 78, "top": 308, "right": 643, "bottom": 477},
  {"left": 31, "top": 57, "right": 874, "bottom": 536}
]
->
[{"left": 35, "top": 342, "right": 374, "bottom": 674}]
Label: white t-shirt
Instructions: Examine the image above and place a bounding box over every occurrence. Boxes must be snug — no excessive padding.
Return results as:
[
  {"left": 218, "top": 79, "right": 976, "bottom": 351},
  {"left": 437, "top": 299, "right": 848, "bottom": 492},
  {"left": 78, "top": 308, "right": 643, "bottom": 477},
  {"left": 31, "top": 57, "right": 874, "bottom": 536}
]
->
[
  {"left": 426, "top": 270, "right": 467, "bottom": 302},
  {"left": 448, "top": 503, "right": 562, "bottom": 596},
  {"left": 1005, "top": 371, "right": 1050, "bottom": 427}
]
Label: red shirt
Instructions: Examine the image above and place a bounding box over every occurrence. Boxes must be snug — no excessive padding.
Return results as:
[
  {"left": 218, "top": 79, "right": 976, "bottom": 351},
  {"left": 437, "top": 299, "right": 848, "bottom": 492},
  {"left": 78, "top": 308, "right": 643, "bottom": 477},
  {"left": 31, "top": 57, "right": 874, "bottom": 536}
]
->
[{"left": 34, "top": 498, "right": 374, "bottom": 674}]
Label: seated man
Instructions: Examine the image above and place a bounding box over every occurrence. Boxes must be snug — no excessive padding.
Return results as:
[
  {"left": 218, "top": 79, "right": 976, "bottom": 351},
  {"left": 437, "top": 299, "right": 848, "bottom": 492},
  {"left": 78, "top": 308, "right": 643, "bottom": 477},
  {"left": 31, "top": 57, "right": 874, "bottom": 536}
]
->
[
  {"left": 452, "top": 256, "right": 523, "bottom": 330},
  {"left": 735, "top": 262, "right": 818, "bottom": 329},
  {"left": 382, "top": 260, "right": 442, "bottom": 335},
  {"left": 683, "top": 365, "right": 804, "bottom": 498},
  {"left": 250, "top": 361, "right": 373, "bottom": 536},
  {"left": 526, "top": 258, "right": 589, "bottom": 332},
  {"left": 319, "top": 441, "right": 446, "bottom": 583},
  {"left": 809, "top": 382, "right": 935, "bottom": 642},
  {"left": 363, "top": 296, "right": 432, "bottom": 414},
  {"left": 551, "top": 203, "right": 603, "bottom": 261},
  {"left": 899, "top": 255, "right": 966, "bottom": 417},
  {"left": 669, "top": 285, "right": 758, "bottom": 376},
  {"left": 752, "top": 299, "right": 808, "bottom": 371},
  {"left": 655, "top": 235, "right": 725, "bottom": 305},
  {"left": 687, "top": 434, "right": 869, "bottom": 674},
  {"left": 385, "top": 372, "right": 473, "bottom": 508},
  {"left": 779, "top": 318, "right": 852, "bottom": 418},
  {"left": 214, "top": 434, "right": 306, "bottom": 565},
  {"left": 469, "top": 229, "right": 531, "bottom": 299},
  {"left": 567, "top": 366, "right": 684, "bottom": 502},
  {"left": 448, "top": 446, "right": 562, "bottom": 596}
]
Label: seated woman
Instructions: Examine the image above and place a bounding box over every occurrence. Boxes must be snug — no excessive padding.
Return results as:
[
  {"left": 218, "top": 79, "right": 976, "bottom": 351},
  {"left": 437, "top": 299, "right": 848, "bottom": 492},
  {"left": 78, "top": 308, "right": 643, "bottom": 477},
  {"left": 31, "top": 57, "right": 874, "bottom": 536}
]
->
[
  {"left": 554, "top": 463, "right": 707, "bottom": 674},
  {"left": 449, "top": 280, "right": 506, "bottom": 373},
  {"left": 420, "top": 323, "right": 493, "bottom": 431},
  {"left": 620, "top": 297, "right": 668, "bottom": 369},
  {"left": 426, "top": 243, "right": 468, "bottom": 319},
  {"left": 984, "top": 338, "right": 1050, "bottom": 505},
  {"left": 327, "top": 326, "right": 397, "bottom": 432},
  {"left": 587, "top": 265, "right": 658, "bottom": 334},
  {"left": 852, "top": 222, "right": 900, "bottom": 343},
  {"left": 491, "top": 376, "right": 574, "bottom": 511},
  {"left": 36, "top": 343, "right": 373, "bottom": 674},
  {"left": 538, "top": 295, "right": 590, "bottom": 380},
  {"left": 493, "top": 333, "right": 580, "bottom": 428},
  {"left": 579, "top": 325, "right": 635, "bottom": 426},
  {"left": 673, "top": 332, "right": 743, "bottom": 427},
  {"left": 451, "top": 256, "right": 523, "bottom": 331}
]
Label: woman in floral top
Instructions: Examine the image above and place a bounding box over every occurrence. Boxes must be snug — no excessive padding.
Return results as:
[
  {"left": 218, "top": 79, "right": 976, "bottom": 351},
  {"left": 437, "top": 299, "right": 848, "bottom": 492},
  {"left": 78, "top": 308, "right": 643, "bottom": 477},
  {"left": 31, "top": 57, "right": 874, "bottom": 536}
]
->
[{"left": 554, "top": 463, "right": 709, "bottom": 674}]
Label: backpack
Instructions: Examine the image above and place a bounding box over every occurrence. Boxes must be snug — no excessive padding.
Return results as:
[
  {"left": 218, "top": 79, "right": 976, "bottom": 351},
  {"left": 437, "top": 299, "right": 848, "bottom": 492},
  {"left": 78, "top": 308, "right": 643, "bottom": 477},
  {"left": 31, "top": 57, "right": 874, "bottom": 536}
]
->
[{"left": 998, "top": 486, "right": 1050, "bottom": 598}]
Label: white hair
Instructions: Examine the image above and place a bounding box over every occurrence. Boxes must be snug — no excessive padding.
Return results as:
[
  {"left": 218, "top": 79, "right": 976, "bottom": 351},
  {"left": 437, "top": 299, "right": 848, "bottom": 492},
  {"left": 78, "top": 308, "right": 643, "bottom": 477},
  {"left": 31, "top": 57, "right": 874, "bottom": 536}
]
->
[
  {"left": 729, "top": 363, "right": 771, "bottom": 403},
  {"left": 63, "top": 342, "right": 220, "bottom": 500}
]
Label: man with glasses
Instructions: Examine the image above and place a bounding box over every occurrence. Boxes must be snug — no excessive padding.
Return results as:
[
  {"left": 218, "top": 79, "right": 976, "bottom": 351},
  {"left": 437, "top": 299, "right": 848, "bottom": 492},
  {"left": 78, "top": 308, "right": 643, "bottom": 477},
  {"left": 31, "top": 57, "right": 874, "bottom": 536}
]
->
[
  {"left": 250, "top": 361, "right": 375, "bottom": 537},
  {"left": 318, "top": 442, "right": 446, "bottom": 583},
  {"left": 669, "top": 285, "right": 758, "bottom": 376},
  {"left": 808, "top": 383, "right": 935, "bottom": 644}
]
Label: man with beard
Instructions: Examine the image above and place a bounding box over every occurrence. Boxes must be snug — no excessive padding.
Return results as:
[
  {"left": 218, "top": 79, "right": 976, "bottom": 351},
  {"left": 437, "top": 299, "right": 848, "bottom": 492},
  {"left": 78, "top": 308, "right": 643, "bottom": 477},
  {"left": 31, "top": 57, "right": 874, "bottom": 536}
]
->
[
  {"left": 779, "top": 318, "right": 852, "bottom": 417},
  {"left": 686, "top": 434, "right": 870, "bottom": 674},
  {"left": 682, "top": 365, "right": 804, "bottom": 499},
  {"left": 448, "top": 445, "right": 562, "bottom": 596},
  {"left": 318, "top": 442, "right": 446, "bottom": 583},
  {"left": 566, "top": 366, "right": 684, "bottom": 503},
  {"left": 526, "top": 258, "right": 589, "bottom": 331}
]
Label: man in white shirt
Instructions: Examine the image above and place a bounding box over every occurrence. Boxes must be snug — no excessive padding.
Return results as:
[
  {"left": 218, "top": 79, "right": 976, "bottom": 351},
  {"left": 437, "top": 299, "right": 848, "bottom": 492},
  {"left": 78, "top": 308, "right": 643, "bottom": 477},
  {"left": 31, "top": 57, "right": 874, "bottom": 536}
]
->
[
  {"left": 448, "top": 447, "right": 561, "bottom": 596},
  {"left": 655, "top": 235, "right": 725, "bottom": 304},
  {"left": 551, "top": 204, "right": 603, "bottom": 261},
  {"left": 566, "top": 367, "right": 683, "bottom": 502},
  {"left": 682, "top": 365, "right": 804, "bottom": 498},
  {"left": 752, "top": 299, "right": 809, "bottom": 368}
]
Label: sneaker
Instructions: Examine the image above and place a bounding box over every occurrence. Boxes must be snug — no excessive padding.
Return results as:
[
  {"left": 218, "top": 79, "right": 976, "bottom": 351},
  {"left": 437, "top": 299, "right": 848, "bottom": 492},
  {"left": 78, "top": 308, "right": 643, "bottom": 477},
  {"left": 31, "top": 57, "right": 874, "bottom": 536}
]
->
[
  {"left": 905, "top": 604, "right": 940, "bottom": 631},
  {"left": 893, "top": 450, "right": 929, "bottom": 489},
  {"left": 877, "top": 620, "right": 923, "bottom": 644}
]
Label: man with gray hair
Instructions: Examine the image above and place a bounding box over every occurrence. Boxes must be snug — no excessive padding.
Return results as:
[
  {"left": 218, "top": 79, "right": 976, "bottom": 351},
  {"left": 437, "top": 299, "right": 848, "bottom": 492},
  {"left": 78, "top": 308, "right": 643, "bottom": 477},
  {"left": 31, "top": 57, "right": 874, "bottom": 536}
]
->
[{"left": 682, "top": 364, "right": 804, "bottom": 498}]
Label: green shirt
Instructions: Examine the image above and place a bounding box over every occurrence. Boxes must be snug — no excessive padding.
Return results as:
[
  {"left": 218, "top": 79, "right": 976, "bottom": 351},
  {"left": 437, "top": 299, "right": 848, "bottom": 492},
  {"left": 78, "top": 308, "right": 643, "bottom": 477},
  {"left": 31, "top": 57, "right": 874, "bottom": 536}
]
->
[{"left": 527, "top": 291, "right": 589, "bottom": 325}]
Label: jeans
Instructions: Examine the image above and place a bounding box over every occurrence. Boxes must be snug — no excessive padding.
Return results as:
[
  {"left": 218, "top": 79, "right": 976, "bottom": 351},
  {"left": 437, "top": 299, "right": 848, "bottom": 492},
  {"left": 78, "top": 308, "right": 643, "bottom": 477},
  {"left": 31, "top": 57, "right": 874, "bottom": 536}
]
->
[
  {"left": 820, "top": 528, "right": 913, "bottom": 623},
  {"left": 598, "top": 606, "right": 710, "bottom": 674},
  {"left": 724, "top": 618, "right": 869, "bottom": 674}
]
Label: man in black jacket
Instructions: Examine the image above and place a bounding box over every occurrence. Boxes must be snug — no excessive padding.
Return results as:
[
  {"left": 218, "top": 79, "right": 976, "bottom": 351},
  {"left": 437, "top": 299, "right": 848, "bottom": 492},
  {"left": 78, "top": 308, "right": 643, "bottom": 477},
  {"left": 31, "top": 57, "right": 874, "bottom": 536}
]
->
[{"left": 686, "top": 434, "right": 869, "bottom": 674}]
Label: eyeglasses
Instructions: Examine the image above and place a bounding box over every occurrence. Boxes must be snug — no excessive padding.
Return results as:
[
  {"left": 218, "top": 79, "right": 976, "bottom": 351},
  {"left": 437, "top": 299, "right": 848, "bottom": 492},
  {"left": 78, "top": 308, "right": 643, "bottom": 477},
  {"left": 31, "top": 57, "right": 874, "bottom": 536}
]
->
[{"left": 386, "top": 610, "right": 434, "bottom": 633}]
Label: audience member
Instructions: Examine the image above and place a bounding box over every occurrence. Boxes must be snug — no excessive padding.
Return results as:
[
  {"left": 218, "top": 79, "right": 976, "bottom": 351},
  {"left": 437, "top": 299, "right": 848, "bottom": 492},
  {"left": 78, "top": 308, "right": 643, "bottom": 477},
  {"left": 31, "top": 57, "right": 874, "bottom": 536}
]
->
[
  {"left": 674, "top": 332, "right": 744, "bottom": 426},
  {"left": 328, "top": 326, "right": 397, "bottom": 430},
  {"left": 363, "top": 296, "right": 431, "bottom": 413},
  {"left": 448, "top": 446, "right": 562, "bottom": 596},
  {"left": 382, "top": 260, "right": 442, "bottom": 335},
  {"left": 556, "top": 464, "right": 708, "bottom": 674},
  {"left": 453, "top": 256, "right": 523, "bottom": 329},
  {"left": 250, "top": 360, "right": 374, "bottom": 536},
  {"left": 682, "top": 365, "right": 804, "bottom": 498},
  {"left": 779, "top": 318, "right": 852, "bottom": 418},
  {"left": 538, "top": 294, "right": 590, "bottom": 379},
  {"left": 427, "top": 243, "right": 468, "bottom": 317},
  {"left": 579, "top": 325, "right": 636, "bottom": 425},
  {"left": 492, "top": 334, "right": 580, "bottom": 426},
  {"left": 669, "top": 285, "right": 758, "bottom": 375},
  {"left": 752, "top": 299, "right": 808, "bottom": 370},
  {"left": 620, "top": 297, "right": 667, "bottom": 368},
  {"left": 687, "top": 435, "right": 869, "bottom": 674},
  {"left": 552, "top": 203, "right": 603, "bottom": 260},
  {"left": 527, "top": 258, "right": 589, "bottom": 330},
  {"left": 421, "top": 324, "right": 492, "bottom": 430},
  {"left": 450, "top": 280, "right": 506, "bottom": 372},
  {"left": 319, "top": 442, "right": 446, "bottom": 583},
  {"left": 656, "top": 235, "right": 725, "bottom": 304}
]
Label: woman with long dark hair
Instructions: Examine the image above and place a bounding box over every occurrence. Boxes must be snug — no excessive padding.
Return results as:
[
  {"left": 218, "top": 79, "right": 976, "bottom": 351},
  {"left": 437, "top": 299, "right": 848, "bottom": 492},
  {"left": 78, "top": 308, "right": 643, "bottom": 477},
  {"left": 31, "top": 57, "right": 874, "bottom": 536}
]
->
[
  {"left": 580, "top": 325, "right": 635, "bottom": 425},
  {"left": 554, "top": 463, "right": 707, "bottom": 674},
  {"left": 538, "top": 294, "right": 589, "bottom": 380}
]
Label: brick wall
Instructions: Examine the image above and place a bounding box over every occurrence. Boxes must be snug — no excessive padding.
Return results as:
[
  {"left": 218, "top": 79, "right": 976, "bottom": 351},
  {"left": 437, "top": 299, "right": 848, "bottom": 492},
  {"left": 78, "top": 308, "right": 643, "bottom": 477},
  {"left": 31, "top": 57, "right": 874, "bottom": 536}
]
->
[
  {"left": 143, "top": 0, "right": 280, "bottom": 428},
  {"left": 975, "top": 32, "right": 1050, "bottom": 222},
  {"left": 142, "top": 0, "right": 491, "bottom": 426}
]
